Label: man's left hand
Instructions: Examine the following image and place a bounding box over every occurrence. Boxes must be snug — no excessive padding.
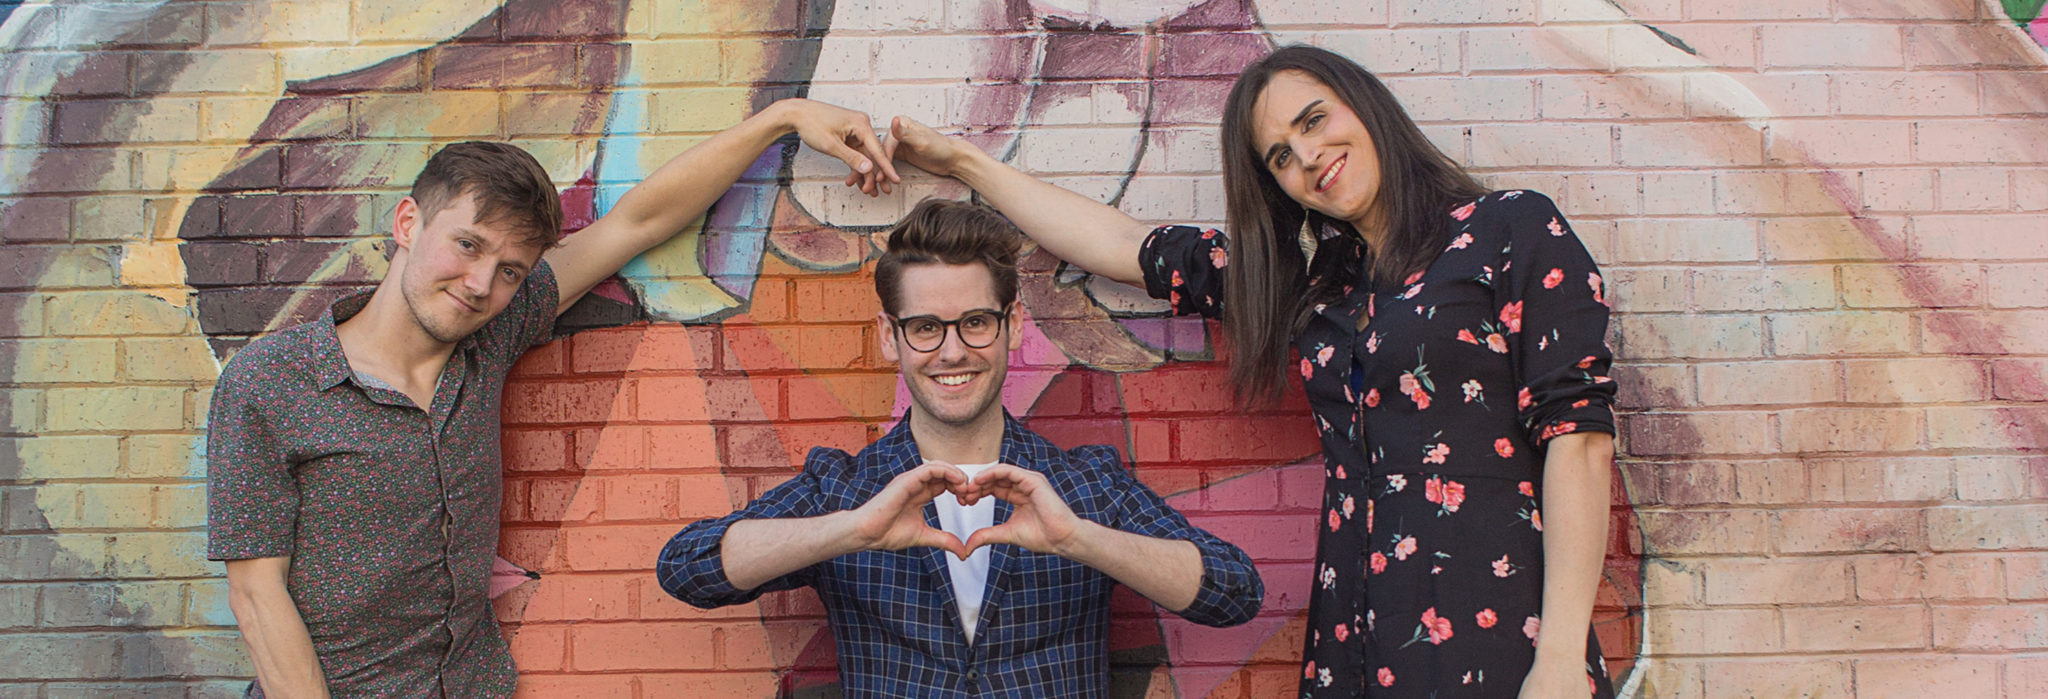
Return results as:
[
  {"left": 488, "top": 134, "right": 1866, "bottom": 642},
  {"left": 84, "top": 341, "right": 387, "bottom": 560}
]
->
[{"left": 960, "top": 464, "right": 1086, "bottom": 557}]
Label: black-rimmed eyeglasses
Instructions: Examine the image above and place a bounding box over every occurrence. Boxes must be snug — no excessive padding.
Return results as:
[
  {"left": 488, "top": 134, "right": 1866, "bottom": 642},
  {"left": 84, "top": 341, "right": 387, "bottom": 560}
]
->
[{"left": 889, "top": 309, "right": 1009, "bottom": 353}]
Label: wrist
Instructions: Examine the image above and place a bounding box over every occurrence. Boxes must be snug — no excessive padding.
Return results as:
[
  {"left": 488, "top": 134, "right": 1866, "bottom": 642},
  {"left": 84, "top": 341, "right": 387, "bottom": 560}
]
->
[
  {"left": 1053, "top": 519, "right": 1105, "bottom": 561},
  {"left": 822, "top": 510, "right": 872, "bottom": 556},
  {"left": 757, "top": 98, "right": 803, "bottom": 136},
  {"left": 949, "top": 142, "right": 999, "bottom": 188}
]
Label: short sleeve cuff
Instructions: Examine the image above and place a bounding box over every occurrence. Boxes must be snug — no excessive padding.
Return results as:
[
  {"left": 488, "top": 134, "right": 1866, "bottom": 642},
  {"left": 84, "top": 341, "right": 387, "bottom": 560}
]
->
[{"left": 206, "top": 535, "right": 294, "bottom": 562}]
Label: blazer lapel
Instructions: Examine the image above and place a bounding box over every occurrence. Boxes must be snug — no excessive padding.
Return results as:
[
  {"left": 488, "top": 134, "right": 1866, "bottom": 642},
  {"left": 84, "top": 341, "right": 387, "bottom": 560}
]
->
[
  {"left": 870, "top": 420, "right": 970, "bottom": 648},
  {"left": 971, "top": 417, "right": 1035, "bottom": 647}
]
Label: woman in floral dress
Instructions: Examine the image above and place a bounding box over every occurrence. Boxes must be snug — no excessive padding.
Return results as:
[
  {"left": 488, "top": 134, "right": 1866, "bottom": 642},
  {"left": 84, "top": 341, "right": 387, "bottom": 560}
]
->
[{"left": 886, "top": 45, "right": 1617, "bottom": 698}]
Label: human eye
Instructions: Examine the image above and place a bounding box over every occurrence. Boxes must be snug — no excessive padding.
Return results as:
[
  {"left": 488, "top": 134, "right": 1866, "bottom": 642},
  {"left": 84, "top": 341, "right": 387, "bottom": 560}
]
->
[
  {"left": 1305, "top": 113, "right": 1324, "bottom": 131},
  {"left": 961, "top": 313, "right": 992, "bottom": 331},
  {"left": 457, "top": 238, "right": 478, "bottom": 253},
  {"left": 1272, "top": 148, "right": 1291, "bottom": 169},
  {"left": 907, "top": 318, "right": 943, "bottom": 336},
  {"left": 501, "top": 266, "right": 522, "bottom": 281}
]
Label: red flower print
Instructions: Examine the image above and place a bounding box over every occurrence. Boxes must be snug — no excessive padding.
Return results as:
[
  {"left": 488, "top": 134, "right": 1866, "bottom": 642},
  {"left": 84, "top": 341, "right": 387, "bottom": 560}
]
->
[
  {"left": 1335, "top": 465, "right": 1346, "bottom": 480},
  {"left": 1399, "top": 373, "right": 1419, "bottom": 396},
  {"left": 1452, "top": 201, "right": 1477, "bottom": 220},
  {"left": 1531, "top": 508, "right": 1543, "bottom": 531},
  {"left": 1499, "top": 301, "right": 1522, "bottom": 333},
  {"left": 1493, "top": 555, "right": 1514, "bottom": 578},
  {"left": 1387, "top": 474, "right": 1407, "bottom": 491},
  {"left": 1404, "top": 270, "right": 1425, "bottom": 286},
  {"left": 1447, "top": 232, "right": 1474, "bottom": 250},
  {"left": 1328, "top": 508, "right": 1342, "bottom": 532},
  {"left": 1425, "top": 477, "right": 1442, "bottom": 504},
  {"left": 1316, "top": 345, "right": 1336, "bottom": 366},
  {"left": 1457, "top": 328, "right": 1479, "bottom": 345},
  {"left": 1590, "top": 271, "right": 1606, "bottom": 305},
  {"left": 1572, "top": 398, "right": 1590, "bottom": 409},
  {"left": 1462, "top": 671, "right": 1474, "bottom": 685},
  {"left": 1209, "top": 245, "right": 1228, "bottom": 269},
  {"left": 1370, "top": 551, "right": 1388, "bottom": 574},
  {"left": 1394, "top": 536, "right": 1418, "bottom": 561},
  {"left": 1169, "top": 290, "right": 1181, "bottom": 310},
  {"left": 1421, "top": 607, "right": 1454, "bottom": 644},
  {"left": 1518, "top": 481, "right": 1535, "bottom": 496},
  {"left": 1461, "top": 379, "right": 1483, "bottom": 403},
  {"left": 1366, "top": 498, "right": 1375, "bottom": 533},
  {"left": 1496, "top": 438, "right": 1516, "bottom": 458},
  {"left": 1304, "top": 662, "right": 1315, "bottom": 680},
  {"left": 1365, "top": 332, "right": 1381, "bottom": 354},
  {"left": 1539, "top": 421, "right": 1580, "bottom": 442},
  {"left": 1201, "top": 228, "right": 1218, "bottom": 239},
  {"left": 1476, "top": 608, "right": 1498, "bottom": 629},
  {"left": 1578, "top": 355, "right": 1597, "bottom": 368},
  {"left": 1524, "top": 615, "right": 1542, "bottom": 645},
  {"left": 1378, "top": 667, "right": 1396, "bottom": 687},
  {"left": 1518, "top": 387, "right": 1533, "bottom": 410},
  {"left": 1441, "top": 480, "right": 1465, "bottom": 512},
  {"left": 1412, "top": 390, "right": 1432, "bottom": 410},
  {"left": 1547, "top": 217, "right": 1565, "bottom": 236},
  {"left": 1365, "top": 388, "right": 1380, "bottom": 407},
  {"left": 1341, "top": 495, "right": 1355, "bottom": 518},
  {"left": 1424, "top": 443, "right": 1450, "bottom": 465},
  {"left": 1171, "top": 269, "right": 1184, "bottom": 287},
  {"left": 1485, "top": 333, "right": 1508, "bottom": 354},
  {"left": 1400, "top": 282, "right": 1424, "bottom": 300},
  {"left": 1300, "top": 358, "right": 1313, "bottom": 381},
  {"left": 1542, "top": 267, "right": 1564, "bottom": 289},
  {"left": 1334, "top": 623, "right": 1349, "bottom": 642}
]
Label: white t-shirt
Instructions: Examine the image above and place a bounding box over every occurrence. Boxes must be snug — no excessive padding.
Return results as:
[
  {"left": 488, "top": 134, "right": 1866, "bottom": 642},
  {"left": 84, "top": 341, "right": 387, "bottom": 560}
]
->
[{"left": 934, "top": 462, "right": 998, "bottom": 642}]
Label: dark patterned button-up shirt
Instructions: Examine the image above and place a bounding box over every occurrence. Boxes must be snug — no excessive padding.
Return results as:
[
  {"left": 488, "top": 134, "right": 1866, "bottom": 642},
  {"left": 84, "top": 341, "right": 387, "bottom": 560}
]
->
[{"left": 206, "top": 263, "right": 557, "bottom": 698}]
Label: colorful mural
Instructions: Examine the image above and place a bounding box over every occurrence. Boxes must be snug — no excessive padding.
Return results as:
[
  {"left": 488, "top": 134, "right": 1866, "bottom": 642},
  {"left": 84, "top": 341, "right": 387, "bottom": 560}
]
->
[{"left": 6, "top": 0, "right": 2048, "bottom": 696}]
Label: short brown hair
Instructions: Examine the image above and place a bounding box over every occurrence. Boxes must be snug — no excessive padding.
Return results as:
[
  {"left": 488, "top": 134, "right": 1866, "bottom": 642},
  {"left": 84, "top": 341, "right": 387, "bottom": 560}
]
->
[
  {"left": 410, "top": 142, "right": 563, "bottom": 249},
  {"left": 874, "top": 199, "right": 1023, "bottom": 316}
]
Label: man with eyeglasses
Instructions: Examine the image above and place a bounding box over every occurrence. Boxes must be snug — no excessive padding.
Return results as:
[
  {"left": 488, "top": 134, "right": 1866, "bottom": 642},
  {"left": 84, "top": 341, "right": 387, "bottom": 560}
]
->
[{"left": 655, "top": 199, "right": 1262, "bottom": 698}]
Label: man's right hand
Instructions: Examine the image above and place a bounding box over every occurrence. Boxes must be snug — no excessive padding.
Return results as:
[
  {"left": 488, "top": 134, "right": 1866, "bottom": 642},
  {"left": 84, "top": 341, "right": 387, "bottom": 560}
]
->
[{"left": 850, "top": 462, "right": 972, "bottom": 559}]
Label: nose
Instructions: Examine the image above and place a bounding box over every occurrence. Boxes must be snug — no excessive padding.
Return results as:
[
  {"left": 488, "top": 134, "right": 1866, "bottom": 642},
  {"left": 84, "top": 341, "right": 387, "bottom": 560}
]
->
[
  {"left": 933, "top": 325, "right": 971, "bottom": 361},
  {"left": 460, "top": 260, "right": 495, "bottom": 299},
  {"left": 1292, "top": 136, "right": 1323, "bottom": 171}
]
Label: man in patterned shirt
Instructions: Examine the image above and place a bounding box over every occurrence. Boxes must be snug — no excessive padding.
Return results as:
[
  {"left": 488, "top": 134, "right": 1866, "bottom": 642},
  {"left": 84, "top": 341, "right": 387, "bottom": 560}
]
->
[
  {"left": 656, "top": 199, "right": 1264, "bottom": 698},
  {"left": 204, "top": 99, "right": 899, "bottom": 697}
]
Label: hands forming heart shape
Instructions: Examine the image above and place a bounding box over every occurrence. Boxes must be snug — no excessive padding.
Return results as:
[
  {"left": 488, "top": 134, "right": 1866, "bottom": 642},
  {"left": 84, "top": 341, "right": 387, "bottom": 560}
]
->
[{"left": 853, "top": 462, "right": 1084, "bottom": 560}]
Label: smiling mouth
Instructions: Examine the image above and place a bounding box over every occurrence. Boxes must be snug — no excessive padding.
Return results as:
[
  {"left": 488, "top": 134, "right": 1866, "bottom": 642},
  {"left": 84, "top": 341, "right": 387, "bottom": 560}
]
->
[
  {"left": 448, "top": 291, "right": 481, "bottom": 313},
  {"left": 1316, "top": 155, "right": 1345, "bottom": 193},
  {"left": 932, "top": 372, "right": 976, "bottom": 387}
]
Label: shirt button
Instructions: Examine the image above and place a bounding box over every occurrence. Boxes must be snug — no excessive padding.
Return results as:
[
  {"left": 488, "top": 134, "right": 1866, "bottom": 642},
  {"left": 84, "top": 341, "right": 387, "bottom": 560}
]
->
[{"left": 965, "top": 669, "right": 981, "bottom": 681}]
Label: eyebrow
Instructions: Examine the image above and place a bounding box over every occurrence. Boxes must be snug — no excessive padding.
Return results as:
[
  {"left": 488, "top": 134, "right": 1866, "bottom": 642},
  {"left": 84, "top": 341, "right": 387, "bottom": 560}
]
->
[{"left": 1262, "top": 99, "right": 1325, "bottom": 165}]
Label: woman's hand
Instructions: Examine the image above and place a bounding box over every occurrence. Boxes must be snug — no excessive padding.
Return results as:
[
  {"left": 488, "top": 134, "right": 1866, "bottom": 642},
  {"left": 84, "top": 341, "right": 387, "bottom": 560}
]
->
[
  {"left": 771, "top": 98, "right": 900, "bottom": 196},
  {"left": 882, "top": 115, "right": 985, "bottom": 179}
]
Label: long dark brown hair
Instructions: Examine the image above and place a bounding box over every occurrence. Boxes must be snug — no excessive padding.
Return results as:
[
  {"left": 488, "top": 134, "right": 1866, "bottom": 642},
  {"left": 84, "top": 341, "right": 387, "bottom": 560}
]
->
[{"left": 1219, "top": 45, "right": 1488, "bottom": 404}]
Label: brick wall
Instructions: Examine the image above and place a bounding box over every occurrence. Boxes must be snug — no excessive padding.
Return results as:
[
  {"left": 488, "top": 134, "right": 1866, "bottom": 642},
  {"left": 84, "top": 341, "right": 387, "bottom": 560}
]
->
[{"left": 3, "top": 0, "right": 2047, "bottom": 696}]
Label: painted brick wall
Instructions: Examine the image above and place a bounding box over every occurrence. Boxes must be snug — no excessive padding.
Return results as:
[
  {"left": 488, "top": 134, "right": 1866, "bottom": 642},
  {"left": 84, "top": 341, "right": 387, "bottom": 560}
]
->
[{"left": 3, "top": 0, "right": 2047, "bottom": 696}]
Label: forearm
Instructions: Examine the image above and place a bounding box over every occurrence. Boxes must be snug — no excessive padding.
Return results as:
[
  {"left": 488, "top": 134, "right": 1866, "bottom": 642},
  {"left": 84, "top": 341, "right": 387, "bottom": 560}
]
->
[
  {"left": 951, "top": 148, "right": 1150, "bottom": 285},
  {"left": 720, "top": 510, "right": 864, "bottom": 592},
  {"left": 228, "top": 583, "right": 328, "bottom": 698},
  {"left": 1060, "top": 521, "right": 1204, "bottom": 612},
  {"left": 600, "top": 102, "right": 796, "bottom": 245},
  {"left": 1534, "top": 432, "right": 1613, "bottom": 665}
]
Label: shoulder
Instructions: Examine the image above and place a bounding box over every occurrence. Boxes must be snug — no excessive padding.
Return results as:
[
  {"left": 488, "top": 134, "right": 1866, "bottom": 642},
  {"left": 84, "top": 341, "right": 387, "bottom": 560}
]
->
[
  {"left": 216, "top": 323, "right": 320, "bottom": 389},
  {"left": 1457, "top": 190, "right": 1563, "bottom": 228},
  {"left": 801, "top": 445, "right": 861, "bottom": 480}
]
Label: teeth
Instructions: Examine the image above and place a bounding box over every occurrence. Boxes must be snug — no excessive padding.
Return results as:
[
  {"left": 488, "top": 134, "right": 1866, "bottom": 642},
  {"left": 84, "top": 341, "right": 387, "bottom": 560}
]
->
[
  {"left": 1318, "top": 159, "right": 1342, "bottom": 190},
  {"left": 934, "top": 374, "right": 971, "bottom": 386}
]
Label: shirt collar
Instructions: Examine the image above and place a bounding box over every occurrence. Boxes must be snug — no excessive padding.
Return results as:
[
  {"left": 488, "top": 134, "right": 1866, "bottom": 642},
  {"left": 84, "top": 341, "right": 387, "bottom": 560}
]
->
[
  {"left": 871, "top": 410, "right": 1032, "bottom": 476},
  {"left": 308, "top": 289, "right": 482, "bottom": 391}
]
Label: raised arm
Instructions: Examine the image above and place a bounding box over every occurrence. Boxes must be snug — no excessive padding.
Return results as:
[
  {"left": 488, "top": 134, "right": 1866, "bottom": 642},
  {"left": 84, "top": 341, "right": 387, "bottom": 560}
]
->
[
  {"left": 225, "top": 557, "right": 329, "bottom": 698},
  {"left": 545, "top": 99, "right": 900, "bottom": 315},
  {"left": 885, "top": 116, "right": 1152, "bottom": 285}
]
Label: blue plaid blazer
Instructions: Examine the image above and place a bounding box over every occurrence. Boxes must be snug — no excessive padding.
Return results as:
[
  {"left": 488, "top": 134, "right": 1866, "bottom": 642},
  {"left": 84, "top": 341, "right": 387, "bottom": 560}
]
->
[{"left": 656, "top": 414, "right": 1263, "bottom": 698}]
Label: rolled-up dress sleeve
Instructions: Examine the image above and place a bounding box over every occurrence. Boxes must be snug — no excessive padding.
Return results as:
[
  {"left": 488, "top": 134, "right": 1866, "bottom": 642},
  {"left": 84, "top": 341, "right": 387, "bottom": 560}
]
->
[
  {"left": 1139, "top": 225, "right": 1231, "bottom": 319},
  {"left": 1498, "top": 192, "right": 1617, "bottom": 446}
]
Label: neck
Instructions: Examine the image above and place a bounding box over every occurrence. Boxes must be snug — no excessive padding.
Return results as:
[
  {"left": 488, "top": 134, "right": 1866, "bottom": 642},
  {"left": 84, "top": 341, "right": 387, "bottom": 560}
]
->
[
  {"left": 907, "top": 407, "right": 1005, "bottom": 466},
  {"left": 1345, "top": 208, "right": 1388, "bottom": 255},
  {"left": 335, "top": 277, "right": 457, "bottom": 373}
]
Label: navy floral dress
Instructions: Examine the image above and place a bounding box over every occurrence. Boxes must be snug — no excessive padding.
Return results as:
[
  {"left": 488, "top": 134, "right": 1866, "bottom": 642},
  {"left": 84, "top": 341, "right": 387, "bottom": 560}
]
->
[{"left": 1140, "top": 191, "right": 1616, "bottom": 698}]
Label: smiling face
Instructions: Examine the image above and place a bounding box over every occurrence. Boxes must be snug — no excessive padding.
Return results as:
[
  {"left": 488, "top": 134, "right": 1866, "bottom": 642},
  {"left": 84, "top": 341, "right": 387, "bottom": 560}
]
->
[
  {"left": 393, "top": 191, "right": 544, "bottom": 344},
  {"left": 1249, "top": 70, "right": 1385, "bottom": 231},
  {"left": 878, "top": 261, "right": 1021, "bottom": 431}
]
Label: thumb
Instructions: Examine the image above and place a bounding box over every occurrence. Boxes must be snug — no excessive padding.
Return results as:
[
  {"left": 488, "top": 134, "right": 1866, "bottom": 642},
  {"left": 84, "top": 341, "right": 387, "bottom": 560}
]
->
[
  {"left": 813, "top": 136, "right": 873, "bottom": 175},
  {"left": 921, "top": 529, "right": 970, "bottom": 560},
  {"left": 963, "top": 525, "right": 1009, "bottom": 554}
]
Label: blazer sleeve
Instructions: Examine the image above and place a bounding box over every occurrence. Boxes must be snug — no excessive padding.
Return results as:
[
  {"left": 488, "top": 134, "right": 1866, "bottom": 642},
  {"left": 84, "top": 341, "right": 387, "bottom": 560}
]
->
[
  {"left": 654, "top": 447, "right": 849, "bottom": 609},
  {"left": 1081, "top": 445, "right": 1263, "bottom": 627}
]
